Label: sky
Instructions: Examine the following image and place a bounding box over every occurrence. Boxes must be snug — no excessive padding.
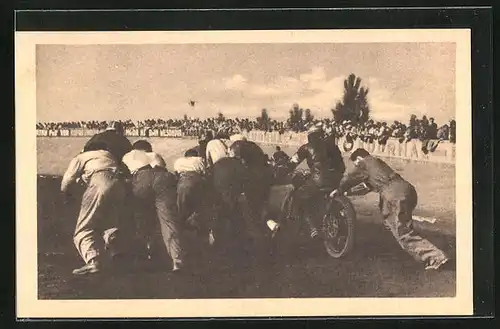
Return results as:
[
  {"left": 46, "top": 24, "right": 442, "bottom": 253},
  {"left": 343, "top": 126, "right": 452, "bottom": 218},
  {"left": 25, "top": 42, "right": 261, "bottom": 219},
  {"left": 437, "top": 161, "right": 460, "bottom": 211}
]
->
[{"left": 36, "top": 42, "right": 456, "bottom": 125}]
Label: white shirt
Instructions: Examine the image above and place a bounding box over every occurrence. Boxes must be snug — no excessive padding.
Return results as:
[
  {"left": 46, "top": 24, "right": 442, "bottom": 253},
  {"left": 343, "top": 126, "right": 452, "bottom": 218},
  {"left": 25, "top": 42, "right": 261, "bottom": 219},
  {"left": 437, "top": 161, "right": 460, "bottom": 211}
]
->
[
  {"left": 174, "top": 156, "right": 206, "bottom": 174},
  {"left": 61, "top": 150, "right": 118, "bottom": 192},
  {"left": 206, "top": 139, "right": 231, "bottom": 166},
  {"left": 122, "top": 149, "right": 166, "bottom": 174}
]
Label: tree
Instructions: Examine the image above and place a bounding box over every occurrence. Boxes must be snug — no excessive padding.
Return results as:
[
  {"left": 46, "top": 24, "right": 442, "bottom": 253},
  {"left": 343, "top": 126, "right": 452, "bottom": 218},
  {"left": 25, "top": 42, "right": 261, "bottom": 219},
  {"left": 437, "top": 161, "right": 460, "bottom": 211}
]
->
[
  {"left": 257, "top": 108, "right": 271, "bottom": 131},
  {"left": 286, "top": 103, "right": 305, "bottom": 132},
  {"left": 217, "top": 112, "right": 225, "bottom": 122},
  {"left": 304, "top": 108, "right": 314, "bottom": 125},
  {"left": 332, "top": 73, "right": 370, "bottom": 124}
]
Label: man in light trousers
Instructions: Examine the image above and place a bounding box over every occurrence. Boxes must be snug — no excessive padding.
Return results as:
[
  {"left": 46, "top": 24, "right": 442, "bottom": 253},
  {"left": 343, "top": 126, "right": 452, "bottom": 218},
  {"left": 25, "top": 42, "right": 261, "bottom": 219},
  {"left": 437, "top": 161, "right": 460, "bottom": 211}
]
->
[{"left": 61, "top": 142, "right": 127, "bottom": 275}]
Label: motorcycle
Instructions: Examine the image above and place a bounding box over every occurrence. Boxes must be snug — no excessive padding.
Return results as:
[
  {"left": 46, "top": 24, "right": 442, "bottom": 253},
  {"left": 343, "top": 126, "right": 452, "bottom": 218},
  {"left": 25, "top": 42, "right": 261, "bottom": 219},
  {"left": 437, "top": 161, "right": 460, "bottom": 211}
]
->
[{"left": 267, "top": 161, "right": 368, "bottom": 259}]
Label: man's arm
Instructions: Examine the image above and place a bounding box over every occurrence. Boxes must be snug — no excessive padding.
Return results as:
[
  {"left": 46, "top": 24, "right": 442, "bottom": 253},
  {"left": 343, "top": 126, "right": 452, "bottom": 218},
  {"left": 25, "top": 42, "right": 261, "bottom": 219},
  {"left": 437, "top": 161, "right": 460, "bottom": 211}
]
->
[
  {"left": 337, "top": 164, "right": 369, "bottom": 194},
  {"left": 197, "top": 157, "right": 207, "bottom": 175},
  {"left": 82, "top": 134, "right": 100, "bottom": 152},
  {"left": 153, "top": 153, "right": 167, "bottom": 168},
  {"left": 205, "top": 142, "right": 214, "bottom": 167},
  {"left": 61, "top": 155, "right": 84, "bottom": 193},
  {"left": 288, "top": 145, "right": 308, "bottom": 171}
]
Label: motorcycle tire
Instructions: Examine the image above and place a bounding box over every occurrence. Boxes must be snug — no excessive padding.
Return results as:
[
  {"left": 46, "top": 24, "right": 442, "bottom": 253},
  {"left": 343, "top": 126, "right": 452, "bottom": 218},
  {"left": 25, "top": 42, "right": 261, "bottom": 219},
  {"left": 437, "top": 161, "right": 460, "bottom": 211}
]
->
[{"left": 322, "top": 194, "right": 356, "bottom": 259}]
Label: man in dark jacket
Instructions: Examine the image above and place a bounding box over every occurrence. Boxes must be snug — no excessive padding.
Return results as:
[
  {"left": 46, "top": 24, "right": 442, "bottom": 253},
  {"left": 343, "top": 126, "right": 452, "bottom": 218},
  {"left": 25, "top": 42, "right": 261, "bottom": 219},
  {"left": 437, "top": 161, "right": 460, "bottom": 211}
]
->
[
  {"left": 229, "top": 138, "right": 275, "bottom": 238},
  {"left": 330, "top": 148, "right": 449, "bottom": 270},
  {"left": 272, "top": 146, "right": 290, "bottom": 165},
  {"left": 83, "top": 121, "right": 133, "bottom": 163},
  {"left": 210, "top": 156, "right": 256, "bottom": 259},
  {"left": 287, "top": 125, "right": 346, "bottom": 238}
]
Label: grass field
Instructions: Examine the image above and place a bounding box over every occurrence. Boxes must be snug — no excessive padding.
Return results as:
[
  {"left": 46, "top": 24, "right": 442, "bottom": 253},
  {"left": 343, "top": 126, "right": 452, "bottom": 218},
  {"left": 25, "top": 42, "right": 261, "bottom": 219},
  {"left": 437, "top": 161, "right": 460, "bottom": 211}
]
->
[{"left": 34, "top": 137, "right": 457, "bottom": 299}]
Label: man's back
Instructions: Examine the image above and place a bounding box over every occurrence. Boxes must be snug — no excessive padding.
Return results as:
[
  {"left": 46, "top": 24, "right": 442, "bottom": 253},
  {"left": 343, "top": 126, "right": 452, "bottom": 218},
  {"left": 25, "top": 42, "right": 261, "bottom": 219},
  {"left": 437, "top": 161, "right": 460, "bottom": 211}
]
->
[
  {"left": 355, "top": 156, "right": 411, "bottom": 195},
  {"left": 61, "top": 150, "right": 119, "bottom": 191},
  {"left": 84, "top": 130, "right": 132, "bottom": 161},
  {"left": 174, "top": 156, "right": 206, "bottom": 175},
  {"left": 79, "top": 150, "right": 118, "bottom": 173},
  {"left": 122, "top": 149, "right": 166, "bottom": 174},
  {"left": 230, "top": 140, "right": 268, "bottom": 168},
  {"left": 296, "top": 139, "right": 345, "bottom": 174},
  {"left": 206, "top": 139, "right": 230, "bottom": 166}
]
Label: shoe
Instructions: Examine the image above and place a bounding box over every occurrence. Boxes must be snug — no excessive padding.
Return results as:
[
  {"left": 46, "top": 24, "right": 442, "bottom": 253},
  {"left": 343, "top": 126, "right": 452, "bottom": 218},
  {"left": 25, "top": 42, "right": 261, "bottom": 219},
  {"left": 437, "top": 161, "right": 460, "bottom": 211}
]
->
[
  {"left": 208, "top": 230, "right": 215, "bottom": 246},
  {"left": 425, "top": 257, "right": 449, "bottom": 270},
  {"left": 267, "top": 220, "right": 281, "bottom": 238},
  {"left": 72, "top": 260, "right": 100, "bottom": 275},
  {"left": 310, "top": 228, "right": 320, "bottom": 239},
  {"left": 271, "top": 223, "right": 281, "bottom": 239},
  {"left": 172, "top": 260, "right": 183, "bottom": 272},
  {"left": 146, "top": 241, "right": 152, "bottom": 260}
]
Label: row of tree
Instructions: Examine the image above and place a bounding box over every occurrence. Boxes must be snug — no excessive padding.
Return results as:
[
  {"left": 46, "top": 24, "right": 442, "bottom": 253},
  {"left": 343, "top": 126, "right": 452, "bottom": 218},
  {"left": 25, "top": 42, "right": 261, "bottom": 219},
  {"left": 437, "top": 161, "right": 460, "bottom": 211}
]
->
[
  {"left": 184, "top": 73, "right": 371, "bottom": 128},
  {"left": 255, "top": 73, "right": 371, "bottom": 128}
]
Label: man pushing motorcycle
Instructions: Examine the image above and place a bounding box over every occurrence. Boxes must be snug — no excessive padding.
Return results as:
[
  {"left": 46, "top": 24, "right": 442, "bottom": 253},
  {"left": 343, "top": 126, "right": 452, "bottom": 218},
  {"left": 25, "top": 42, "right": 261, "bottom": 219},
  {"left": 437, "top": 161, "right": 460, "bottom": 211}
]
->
[
  {"left": 329, "top": 148, "right": 449, "bottom": 270},
  {"left": 285, "top": 124, "right": 346, "bottom": 238}
]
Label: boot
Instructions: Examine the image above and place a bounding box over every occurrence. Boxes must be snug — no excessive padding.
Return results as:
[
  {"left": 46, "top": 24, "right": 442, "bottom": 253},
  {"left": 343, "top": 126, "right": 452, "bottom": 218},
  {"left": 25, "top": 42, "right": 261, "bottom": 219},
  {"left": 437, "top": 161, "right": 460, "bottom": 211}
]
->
[
  {"left": 304, "top": 215, "right": 320, "bottom": 239},
  {"left": 72, "top": 258, "right": 101, "bottom": 275},
  {"left": 425, "top": 257, "right": 450, "bottom": 270}
]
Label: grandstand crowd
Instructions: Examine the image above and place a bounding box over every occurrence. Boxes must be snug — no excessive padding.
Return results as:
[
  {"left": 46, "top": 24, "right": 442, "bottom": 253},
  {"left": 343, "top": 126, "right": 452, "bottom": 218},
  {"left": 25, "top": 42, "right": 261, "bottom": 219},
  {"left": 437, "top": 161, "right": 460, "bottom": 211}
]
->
[{"left": 36, "top": 114, "right": 456, "bottom": 144}]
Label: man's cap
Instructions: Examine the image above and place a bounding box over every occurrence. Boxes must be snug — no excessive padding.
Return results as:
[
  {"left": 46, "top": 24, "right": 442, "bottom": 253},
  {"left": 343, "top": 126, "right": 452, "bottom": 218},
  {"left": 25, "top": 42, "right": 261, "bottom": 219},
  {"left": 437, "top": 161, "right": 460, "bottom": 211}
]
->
[{"left": 106, "top": 121, "right": 124, "bottom": 132}]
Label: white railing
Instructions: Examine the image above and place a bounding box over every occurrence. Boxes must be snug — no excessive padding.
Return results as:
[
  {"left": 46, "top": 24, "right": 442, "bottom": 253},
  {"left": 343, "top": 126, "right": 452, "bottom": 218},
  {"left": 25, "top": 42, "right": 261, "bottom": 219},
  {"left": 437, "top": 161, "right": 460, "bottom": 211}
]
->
[{"left": 36, "top": 129, "right": 455, "bottom": 164}]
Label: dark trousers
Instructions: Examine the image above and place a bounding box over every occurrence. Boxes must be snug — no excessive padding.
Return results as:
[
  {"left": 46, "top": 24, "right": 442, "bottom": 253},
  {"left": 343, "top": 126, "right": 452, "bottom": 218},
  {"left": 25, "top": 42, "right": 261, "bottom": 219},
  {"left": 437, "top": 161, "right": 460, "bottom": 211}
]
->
[
  {"left": 295, "top": 172, "right": 341, "bottom": 209},
  {"left": 245, "top": 165, "right": 274, "bottom": 234},
  {"left": 211, "top": 158, "right": 257, "bottom": 248},
  {"left": 131, "top": 167, "right": 183, "bottom": 264},
  {"left": 177, "top": 172, "right": 207, "bottom": 230},
  {"left": 294, "top": 172, "right": 342, "bottom": 230}
]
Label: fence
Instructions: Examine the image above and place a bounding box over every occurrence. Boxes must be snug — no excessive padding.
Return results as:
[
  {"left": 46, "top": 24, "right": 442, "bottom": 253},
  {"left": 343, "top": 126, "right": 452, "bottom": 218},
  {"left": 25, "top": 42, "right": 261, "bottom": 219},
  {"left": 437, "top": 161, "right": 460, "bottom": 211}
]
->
[
  {"left": 37, "top": 128, "right": 455, "bottom": 164},
  {"left": 36, "top": 128, "right": 186, "bottom": 138},
  {"left": 240, "top": 130, "right": 455, "bottom": 164}
]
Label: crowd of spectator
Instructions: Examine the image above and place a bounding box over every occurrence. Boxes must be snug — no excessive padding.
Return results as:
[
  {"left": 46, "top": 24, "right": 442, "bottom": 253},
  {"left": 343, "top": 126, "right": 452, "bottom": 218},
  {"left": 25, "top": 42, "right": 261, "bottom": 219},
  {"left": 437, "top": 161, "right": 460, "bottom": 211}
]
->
[
  {"left": 36, "top": 114, "right": 456, "bottom": 143},
  {"left": 330, "top": 115, "right": 456, "bottom": 144}
]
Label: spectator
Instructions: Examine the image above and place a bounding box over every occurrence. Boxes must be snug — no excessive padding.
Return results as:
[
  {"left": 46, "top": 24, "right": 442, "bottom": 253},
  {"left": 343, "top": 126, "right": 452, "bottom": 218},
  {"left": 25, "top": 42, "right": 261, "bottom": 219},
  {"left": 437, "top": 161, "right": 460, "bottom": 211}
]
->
[
  {"left": 37, "top": 113, "right": 456, "bottom": 144},
  {"left": 272, "top": 146, "right": 290, "bottom": 165},
  {"left": 428, "top": 117, "right": 438, "bottom": 139}
]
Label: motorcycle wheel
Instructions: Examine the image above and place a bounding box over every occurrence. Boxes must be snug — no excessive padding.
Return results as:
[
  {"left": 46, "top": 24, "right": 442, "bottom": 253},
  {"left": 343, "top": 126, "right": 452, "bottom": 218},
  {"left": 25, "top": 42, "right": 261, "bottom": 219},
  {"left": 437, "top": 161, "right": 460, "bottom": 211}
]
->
[{"left": 322, "top": 195, "right": 356, "bottom": 258}]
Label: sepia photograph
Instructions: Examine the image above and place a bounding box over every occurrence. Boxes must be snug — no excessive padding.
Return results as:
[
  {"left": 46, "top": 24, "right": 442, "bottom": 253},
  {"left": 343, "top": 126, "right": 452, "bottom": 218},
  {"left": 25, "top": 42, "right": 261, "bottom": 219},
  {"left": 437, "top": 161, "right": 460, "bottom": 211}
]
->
[{"left": 16, "top": 29, "right": 472, "bottom": 318}]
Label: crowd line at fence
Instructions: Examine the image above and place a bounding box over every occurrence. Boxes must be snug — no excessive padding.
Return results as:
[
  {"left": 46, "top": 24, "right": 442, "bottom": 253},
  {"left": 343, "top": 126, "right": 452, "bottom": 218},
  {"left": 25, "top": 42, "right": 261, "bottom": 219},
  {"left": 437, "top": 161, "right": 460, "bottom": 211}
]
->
[{"left": 37, "top": 127, "right": 455, "bottom": 164}]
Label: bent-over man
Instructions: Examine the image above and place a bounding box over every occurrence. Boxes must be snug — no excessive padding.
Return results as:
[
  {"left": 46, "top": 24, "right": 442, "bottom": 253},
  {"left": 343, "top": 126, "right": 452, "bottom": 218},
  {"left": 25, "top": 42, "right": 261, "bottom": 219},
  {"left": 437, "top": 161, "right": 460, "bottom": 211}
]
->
[
  {"left": 122, "top": 141, "right": 184, "bottom": 272},
  {"left": 61, "top": 142, "right": 127, "bottom": 275},
  {"left": 83, "top": 121, "right": 132, "bottom": 162},
  {"left": 205, "top": 132, "right": 231, "bottom": 168},
  {"left": 174, "top": 148, "right": 208, "bottom": 232},
  {"left": 330, "top": 148, "right": 449, "bottom": 270},
  {"left": 229, "top": 137, "right": 275, "bottom": 238},
  {"left": 210, "top": 156, "right": 256, "bottom": 254}
]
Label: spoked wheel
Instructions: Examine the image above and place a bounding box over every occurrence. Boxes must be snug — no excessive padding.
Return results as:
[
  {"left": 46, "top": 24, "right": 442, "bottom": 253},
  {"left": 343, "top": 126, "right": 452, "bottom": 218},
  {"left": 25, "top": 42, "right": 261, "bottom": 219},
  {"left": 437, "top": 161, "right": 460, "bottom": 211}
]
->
[{"left": 322, "top": 194, "right": 356, "bottom": 258}]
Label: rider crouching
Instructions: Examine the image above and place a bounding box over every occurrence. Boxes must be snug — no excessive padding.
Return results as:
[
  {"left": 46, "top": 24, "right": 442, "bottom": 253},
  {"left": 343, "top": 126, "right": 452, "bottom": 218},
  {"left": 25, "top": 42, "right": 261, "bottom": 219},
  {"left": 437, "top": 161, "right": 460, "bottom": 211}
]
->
[{"left": 286, "top": 124, "right": 346, "bottom": 239}]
